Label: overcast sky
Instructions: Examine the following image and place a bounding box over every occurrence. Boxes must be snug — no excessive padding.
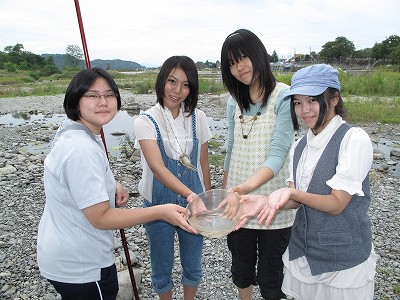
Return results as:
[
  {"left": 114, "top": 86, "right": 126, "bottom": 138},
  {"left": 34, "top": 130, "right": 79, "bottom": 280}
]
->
[{"left": 0, "top": 0, "right": 398, "bottom": 67}]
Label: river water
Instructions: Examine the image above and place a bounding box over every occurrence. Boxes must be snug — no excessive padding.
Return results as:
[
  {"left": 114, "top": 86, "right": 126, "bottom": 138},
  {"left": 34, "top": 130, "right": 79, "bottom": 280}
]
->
[
  {"left": 0, "top": 111, "right": 398, "bottom": 176},
  {"left": 0, "top": 110, "right": 226, "bottom": 156}
]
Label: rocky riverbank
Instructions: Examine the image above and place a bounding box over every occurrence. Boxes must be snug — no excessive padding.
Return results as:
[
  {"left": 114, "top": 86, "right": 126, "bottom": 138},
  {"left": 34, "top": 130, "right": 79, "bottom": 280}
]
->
[{"left": 0, "top": 93, "right": 399, "bottom": 299}]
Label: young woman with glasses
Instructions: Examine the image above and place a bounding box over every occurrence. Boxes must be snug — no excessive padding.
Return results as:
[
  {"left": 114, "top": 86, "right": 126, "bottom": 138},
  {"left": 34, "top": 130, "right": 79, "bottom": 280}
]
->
[{"left": 37, "top": 68, "right": 197, "bottom": 300}]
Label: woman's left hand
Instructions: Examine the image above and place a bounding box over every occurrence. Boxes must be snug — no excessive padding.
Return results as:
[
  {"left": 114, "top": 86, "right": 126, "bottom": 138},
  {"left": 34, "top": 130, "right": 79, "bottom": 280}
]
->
[
  {"left": 257, "top": 187, "right": 292, "bottom": 226},
  {"left": 187, "top": 193, "right": 208, "bottom": 217},
  {"left": 115, "top": 182, "right": 129, "bottom": 207},
  {"left": 235, "top": 194, "right": 268, "bottom": 229},
  {"left": 217, "top": 191, "right": 241, "bottom": 220}
]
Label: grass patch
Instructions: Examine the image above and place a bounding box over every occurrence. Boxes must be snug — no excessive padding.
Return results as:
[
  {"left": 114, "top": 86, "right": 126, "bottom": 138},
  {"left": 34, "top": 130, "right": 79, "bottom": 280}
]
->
[
  {"left": 1, "top": 68, "right": 399, "bottom": 124},
  {"left": 208, "top": 137, "right": 226, "bottom": 167},
  {"left": 275, "top": 68, "right": 400, "bottom": 97},
  {"left": 208, "top": 137, "right": 224, "bottom": 150},
  {"left": 274, "top": 72, "right": 292, "bottom": 86},
  {"left": 394, "top": 285, "right": 400, "bottom": 294},
  {"left": 209, "top": 154, "right": 225, "bottom": 167},
  {"left": 345, "top": 97, "right": 400, "bottom": 124},
  {"left": 113, "top": 71, "right": 158, "bottom": 94},
  {"left": 340, "top": 69, "right": 400, "bottom": 96},
  {"left": 199, "top": 78, "right": 225, "bottom": 94}
]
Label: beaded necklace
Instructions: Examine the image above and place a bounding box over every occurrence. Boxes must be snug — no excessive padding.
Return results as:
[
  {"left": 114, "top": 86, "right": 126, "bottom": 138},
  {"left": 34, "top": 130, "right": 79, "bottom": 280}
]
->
[{"left": 238, "top": 105, "right": 263, "bottom": 139}]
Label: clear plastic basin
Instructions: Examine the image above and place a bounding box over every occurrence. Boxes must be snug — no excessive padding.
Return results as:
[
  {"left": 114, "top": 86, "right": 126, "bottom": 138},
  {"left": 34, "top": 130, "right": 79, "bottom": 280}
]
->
[{"left": 187, "top": 189, "right": 241, "bottom": 238}]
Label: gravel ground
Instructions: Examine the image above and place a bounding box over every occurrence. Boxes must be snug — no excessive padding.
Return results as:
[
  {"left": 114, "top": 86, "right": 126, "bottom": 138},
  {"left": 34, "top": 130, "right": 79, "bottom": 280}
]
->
[{"left": 0, "top": 92, "right": 399, "bottom": 299}]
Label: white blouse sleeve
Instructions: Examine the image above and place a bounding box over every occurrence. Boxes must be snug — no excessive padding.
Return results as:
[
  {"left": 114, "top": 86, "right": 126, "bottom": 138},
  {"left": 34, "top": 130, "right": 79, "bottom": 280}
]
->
[
  {"left": 326, "top": 127, "right": 373, "bottom": 196},
  {"left": 196, "top": 109, "right": 212, "bottom": 145},
  {"left": 133, "top": 114, "right": 157, "bottom": 149}
]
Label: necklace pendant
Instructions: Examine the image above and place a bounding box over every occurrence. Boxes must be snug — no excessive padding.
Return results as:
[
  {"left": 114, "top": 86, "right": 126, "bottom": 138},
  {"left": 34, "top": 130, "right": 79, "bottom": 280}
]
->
[
  {"left": 239, "top": 107, "right": 262, "bottom": 140},
  {"left": 179, "top": 154, "right": 197, "bottom": 171}
]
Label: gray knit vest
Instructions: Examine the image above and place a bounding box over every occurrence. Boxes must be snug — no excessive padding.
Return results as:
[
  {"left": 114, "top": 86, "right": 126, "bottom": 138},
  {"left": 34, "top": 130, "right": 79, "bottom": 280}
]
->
[{"left": 289, "top": 123, "right": 372, "bottom": 276}]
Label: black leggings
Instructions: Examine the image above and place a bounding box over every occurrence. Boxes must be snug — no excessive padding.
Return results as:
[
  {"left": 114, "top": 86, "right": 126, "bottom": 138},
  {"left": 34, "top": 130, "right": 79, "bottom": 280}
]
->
[
  {"left": 48, "top": 264, "right": 119, "bottom": 300},
  {"left": 227, "top": 227, "right": 291, "bottom": 300}
]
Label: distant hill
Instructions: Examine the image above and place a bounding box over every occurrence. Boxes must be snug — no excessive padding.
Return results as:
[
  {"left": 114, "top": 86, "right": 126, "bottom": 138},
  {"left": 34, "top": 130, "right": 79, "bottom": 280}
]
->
[
  {"left": 41, "top": 54, "right": 145, "bottom": 70},
  {"left": 91, "top": 59, "right": 144, "bottom": 70}
]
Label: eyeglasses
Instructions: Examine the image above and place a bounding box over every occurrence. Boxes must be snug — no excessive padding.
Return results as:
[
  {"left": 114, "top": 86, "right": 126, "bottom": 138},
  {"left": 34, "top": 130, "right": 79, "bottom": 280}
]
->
[{"left": 82, "top": 93, "right": 117, "bottom": 100}]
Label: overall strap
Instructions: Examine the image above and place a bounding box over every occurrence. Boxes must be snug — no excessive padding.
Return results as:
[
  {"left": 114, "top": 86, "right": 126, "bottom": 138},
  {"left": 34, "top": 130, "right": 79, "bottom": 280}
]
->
[
  {"left": 141, "top": 112, "right": 165, "bottom": 153},
  {"left": 190, "top": 111, "right": 197, "bottom": 141}
]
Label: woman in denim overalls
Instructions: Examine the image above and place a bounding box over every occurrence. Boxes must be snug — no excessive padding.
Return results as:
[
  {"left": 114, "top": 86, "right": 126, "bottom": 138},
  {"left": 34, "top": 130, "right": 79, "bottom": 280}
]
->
[{"left": 134, "top": 56, "right": 212, "bottom": 300}]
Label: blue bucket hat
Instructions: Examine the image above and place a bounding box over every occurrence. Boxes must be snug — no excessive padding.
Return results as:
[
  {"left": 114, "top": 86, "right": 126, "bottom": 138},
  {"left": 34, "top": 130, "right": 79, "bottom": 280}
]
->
[{"left": 286, "top": 64, "right": 340, "bottom": 96}]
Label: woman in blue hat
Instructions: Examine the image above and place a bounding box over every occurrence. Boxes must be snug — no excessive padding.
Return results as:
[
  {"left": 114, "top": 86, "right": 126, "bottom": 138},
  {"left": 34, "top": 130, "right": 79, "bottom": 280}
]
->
[{"left": 237, "top": 64, "right": 377, "bottom": 299}]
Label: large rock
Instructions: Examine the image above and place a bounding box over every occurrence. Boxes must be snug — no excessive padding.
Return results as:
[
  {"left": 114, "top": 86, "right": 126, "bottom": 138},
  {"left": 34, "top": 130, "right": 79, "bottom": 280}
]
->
[
  {"left": 117, "top": 269, "right": 142, "bottom": 300},
  {"left": 0, "top": 165, "right": 17, "bottom": 176},
  {"left": 124, "top": 96, "right": 140, "bottom": 116}
]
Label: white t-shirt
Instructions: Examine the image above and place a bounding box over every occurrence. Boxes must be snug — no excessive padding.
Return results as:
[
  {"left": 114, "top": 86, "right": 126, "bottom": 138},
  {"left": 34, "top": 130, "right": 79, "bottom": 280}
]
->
[
  {"left": 37, "top": 119, "right": 116, "bottom": 283},
  {"left": 134, "top": 103, "right": 212, "bottom": 202}
]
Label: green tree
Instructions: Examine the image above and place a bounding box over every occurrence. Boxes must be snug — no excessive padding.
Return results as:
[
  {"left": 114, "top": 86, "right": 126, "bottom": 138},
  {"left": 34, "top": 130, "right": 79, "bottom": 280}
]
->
[
  {"left": 310, "top": 51, "right": 318, "bottom": 61},
  {"left": 1, "top": 43, "right": 59, "bottom": 75},
  {"left": 271, "top": 50, "right": 279, "bottom": 62},
  {"left": 355, "top": 48, "right": 373, "bottom": 59},
  {"left": 4, "top": 43, "right": 24, "bottom": 54},
  {"left": 372, "top": 35, "right": 400, "bottom": 61},
  {"left": 20, "top": 51, "right": 46, "bottom": 70},
  {"left": 0, "top": 51, "right": 6, "bottom": 69},
  {"left": 372, "top": 42, "right": 384, "bottom": 60},
  {"left": 4, "top": 43, "right": 24, "bottom": 65},
  {"left": 390, "top": 45, "right": 400, "bottom": 65},
  {"left": 196, "top": 61, "right": 206, "bottom": 70},
  {"left": 42, "top": 56, "right": 60, "bottom": 75},
  {"left": 4, "top": 62, "right": 18, "bottom": 72},
  {"left": 319, "top": 36, "right": 355, "bottom": 62},
  {"left": 64, "top": 44, "right": 84, "bottom": 68}
]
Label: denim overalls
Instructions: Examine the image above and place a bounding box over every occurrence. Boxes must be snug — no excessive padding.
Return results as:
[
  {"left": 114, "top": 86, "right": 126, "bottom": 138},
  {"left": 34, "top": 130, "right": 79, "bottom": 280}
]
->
[{"left": 142, "top": 112, "right": 204, "bottom": 295}]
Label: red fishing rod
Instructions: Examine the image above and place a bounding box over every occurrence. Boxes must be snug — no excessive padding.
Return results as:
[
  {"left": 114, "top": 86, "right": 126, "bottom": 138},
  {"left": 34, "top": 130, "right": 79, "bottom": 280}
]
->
[{"left": 74, "top": 1, "right": 140, "bottom": 299}]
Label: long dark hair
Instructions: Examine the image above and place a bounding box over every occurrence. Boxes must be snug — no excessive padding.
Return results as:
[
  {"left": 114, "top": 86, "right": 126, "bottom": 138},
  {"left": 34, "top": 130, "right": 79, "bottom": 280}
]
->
[
  {"left": 290, "top": 88, "right": 347, "bottom": 131},
  {"left": 220, "top": 29, "right": 276, "bottom": 112},
  {"left": 155, "top": 56, "right": 199, "bottom": 115}
]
